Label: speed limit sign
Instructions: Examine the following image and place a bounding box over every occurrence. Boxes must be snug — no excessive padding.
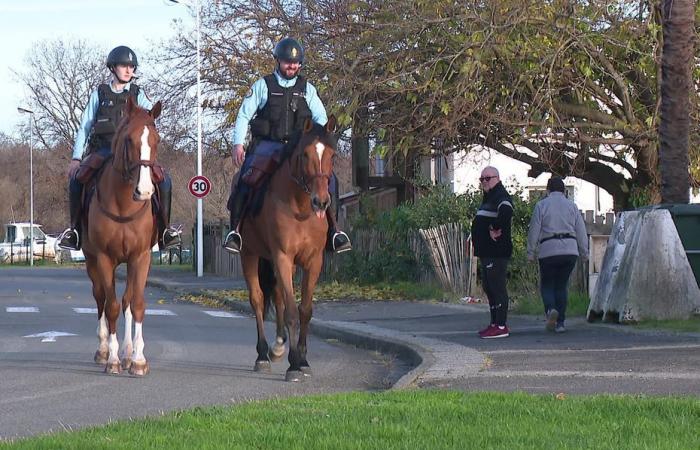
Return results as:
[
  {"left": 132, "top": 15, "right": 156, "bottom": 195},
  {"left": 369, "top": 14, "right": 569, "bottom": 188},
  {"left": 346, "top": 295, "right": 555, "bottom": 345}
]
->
[{"left": 188, "top": 175, "right": 211, "bottom": 199}]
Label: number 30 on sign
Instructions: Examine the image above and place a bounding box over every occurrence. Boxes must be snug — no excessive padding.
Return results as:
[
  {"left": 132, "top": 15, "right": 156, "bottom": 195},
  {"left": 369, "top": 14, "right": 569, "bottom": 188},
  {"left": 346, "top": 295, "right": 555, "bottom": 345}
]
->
[{"left": 188, "top": 175, "right": 211, "bottom": 199}]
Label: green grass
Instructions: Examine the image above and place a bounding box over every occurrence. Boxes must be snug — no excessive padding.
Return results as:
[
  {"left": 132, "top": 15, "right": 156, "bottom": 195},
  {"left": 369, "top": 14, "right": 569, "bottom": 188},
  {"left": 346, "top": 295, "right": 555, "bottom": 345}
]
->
[
  {"left": 2, "top": 391, "right": 698, "bottom": 449},
  {"left": 511, "top": 291, "right": 590, "bottom": 317}
]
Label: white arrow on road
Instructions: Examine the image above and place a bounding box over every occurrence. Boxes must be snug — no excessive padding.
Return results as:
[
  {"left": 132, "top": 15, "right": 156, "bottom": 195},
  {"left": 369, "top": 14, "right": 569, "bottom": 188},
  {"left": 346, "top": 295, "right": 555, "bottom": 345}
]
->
[{"left": 24, "top": 331, "right": 78, "bottom": 342}]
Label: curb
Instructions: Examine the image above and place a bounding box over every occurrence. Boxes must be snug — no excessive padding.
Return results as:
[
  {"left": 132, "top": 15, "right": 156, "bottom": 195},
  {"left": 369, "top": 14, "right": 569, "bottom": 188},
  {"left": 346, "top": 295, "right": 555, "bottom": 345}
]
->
[{"left": 141, "top": 275, "right": 434, "bottom": 389}]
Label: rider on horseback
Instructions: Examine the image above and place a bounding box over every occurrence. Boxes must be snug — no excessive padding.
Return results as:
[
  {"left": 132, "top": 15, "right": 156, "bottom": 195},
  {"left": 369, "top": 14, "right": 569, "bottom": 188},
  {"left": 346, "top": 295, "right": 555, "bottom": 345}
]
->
[
  {"left": 57, "top": 46, "right": 181, "bottom": 252},
  {"left": 224, "top": 37, "right": 351, "bottom": 254}
]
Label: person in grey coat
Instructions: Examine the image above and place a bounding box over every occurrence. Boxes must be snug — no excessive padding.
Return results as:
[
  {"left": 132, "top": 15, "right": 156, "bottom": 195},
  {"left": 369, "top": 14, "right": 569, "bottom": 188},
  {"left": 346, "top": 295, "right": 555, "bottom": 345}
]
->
[{"left": 526, "top": 177, "right": 589, "bottom": 332}]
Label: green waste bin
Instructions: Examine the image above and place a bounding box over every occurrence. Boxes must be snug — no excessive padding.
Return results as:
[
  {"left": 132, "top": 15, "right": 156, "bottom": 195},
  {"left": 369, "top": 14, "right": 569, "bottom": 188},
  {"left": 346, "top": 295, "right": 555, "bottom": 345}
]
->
[{"left": 639, "top": 203, "right": 700, "bottom": 287}]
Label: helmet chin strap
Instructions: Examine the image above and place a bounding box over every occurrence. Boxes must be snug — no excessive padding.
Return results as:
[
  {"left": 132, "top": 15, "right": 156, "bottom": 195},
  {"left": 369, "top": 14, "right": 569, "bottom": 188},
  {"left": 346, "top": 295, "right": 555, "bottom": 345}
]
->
[{"left": 109, "top": 67, "right": 136, "bottom": 84}]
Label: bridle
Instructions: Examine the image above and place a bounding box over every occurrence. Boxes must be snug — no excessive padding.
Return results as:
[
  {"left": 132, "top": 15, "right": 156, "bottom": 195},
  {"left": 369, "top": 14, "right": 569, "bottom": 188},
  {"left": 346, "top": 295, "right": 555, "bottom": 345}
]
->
[
  {"left": 118, "top": 121, "right": 156, "bottom": 184},
  {"left": 290, "top": 139, "right": 332, "bottom": 195}
]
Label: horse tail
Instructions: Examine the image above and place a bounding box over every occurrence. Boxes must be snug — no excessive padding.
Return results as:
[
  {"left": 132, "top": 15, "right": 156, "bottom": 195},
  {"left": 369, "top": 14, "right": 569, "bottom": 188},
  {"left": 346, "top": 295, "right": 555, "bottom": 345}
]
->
[{"left": 258, "top": 258, "right": 276, "bottom": 320}]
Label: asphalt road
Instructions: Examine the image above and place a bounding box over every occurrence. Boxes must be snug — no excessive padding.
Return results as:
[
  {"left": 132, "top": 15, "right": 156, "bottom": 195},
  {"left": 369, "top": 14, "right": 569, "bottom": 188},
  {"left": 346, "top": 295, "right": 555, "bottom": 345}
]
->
[{"left": 0, "top": 267, "right": 404, "bottom": 440}]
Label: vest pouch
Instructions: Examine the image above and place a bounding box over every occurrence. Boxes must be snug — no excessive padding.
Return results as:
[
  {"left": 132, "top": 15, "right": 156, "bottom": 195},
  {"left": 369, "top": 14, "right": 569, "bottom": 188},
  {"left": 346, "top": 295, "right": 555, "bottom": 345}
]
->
[
  {"left": 75, "top": 153, "right": 107, "bottom": 184},
  {"left": 250, "top": 117, "right": 270, "bottom": 138}
]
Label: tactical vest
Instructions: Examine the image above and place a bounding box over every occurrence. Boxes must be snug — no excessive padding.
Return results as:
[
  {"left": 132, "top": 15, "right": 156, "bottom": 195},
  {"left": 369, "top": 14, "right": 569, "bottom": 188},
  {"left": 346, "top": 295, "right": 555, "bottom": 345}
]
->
[
  {"left": 88, "top": 83, "right": 140, "bottom": 152},
  {"left": 251, "top": 74, "right": 312, "bottom": 142}
]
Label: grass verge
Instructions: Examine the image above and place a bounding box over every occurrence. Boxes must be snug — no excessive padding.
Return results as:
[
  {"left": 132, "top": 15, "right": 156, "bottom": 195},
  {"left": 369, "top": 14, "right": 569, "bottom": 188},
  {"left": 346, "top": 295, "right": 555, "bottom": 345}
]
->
[{"left": 3, "top": 391, "right": 698, "bottom": 449}]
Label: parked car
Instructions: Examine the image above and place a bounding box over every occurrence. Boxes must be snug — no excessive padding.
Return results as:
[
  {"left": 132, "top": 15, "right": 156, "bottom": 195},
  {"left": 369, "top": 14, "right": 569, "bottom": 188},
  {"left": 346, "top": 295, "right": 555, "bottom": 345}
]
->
[{"left": 0, "top": 222, "right": 57, "bottom": 263}]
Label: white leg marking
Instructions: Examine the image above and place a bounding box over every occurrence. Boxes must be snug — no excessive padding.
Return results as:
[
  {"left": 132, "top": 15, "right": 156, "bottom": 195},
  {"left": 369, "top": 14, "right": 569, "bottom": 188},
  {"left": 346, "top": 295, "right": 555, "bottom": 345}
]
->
[
  {"left": 120, "top": 308, "right": 133, "bottom": 360},
  {"left": 107, "top": 333, "right": 120, "bottom": 365},
  {"left": 97, "top": 313, "right": 109, "bottom": 354},
  {"left": 132, "top": 322, "right": 146, "bottom": 364},
  {"left": 136, "top": 126, "right": 154, "bottom": 198},
  {"left": 315, "top": 142, "right": 325, "bottom": 173}
]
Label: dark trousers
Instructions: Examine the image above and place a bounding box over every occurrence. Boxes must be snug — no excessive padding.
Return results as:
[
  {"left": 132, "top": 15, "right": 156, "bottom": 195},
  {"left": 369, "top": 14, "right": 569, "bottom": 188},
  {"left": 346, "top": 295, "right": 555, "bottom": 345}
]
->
[
  {"left": 538, "top": 254, "right": 578, "bottom": 323},
  {"left": 480, "top": 257, "right": 510, "bottom": 326}
]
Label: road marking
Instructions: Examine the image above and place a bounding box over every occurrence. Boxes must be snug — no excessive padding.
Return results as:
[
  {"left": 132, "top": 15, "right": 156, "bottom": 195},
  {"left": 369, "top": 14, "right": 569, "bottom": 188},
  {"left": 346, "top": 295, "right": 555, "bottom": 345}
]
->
[
  {"left": 24, "top": 331, "right": 78, "bottom": 342},
  {"left": 6, "top": 307, "right": 39, "bottom": 313},
  {"left": 73, "top": 307, "right": 98, "bottom": 314},
  {"left": 145, "top": 309, "right": 176, "bottom": 316},
  {"left": 203, "top": 310, "right": 246, "bottom": 318},
  {"left": 485, "top": 343, "right": 700, "bottom": 355}
]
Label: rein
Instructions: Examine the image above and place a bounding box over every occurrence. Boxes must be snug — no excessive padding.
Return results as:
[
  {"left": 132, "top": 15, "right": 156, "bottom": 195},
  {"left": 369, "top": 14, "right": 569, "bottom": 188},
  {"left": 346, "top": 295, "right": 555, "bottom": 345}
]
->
[{"left": 94, "top": 122, "right": 155, "bottom": 223}]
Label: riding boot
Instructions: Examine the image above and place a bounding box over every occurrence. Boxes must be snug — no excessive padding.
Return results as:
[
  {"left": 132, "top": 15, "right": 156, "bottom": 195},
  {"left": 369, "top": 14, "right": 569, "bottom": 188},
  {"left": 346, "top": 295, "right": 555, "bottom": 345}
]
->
[
  {"left": 326, "top": 204, "right": 351, "bottom": 254},
  {"left": 157, "top": 176, "right": 182, "bottom": 251},
  {"left": 57, "top": 178, "right": 83, "bottom": 251},
  {"left": 223, "top": 188, "right": 246, "bottom": 254}
]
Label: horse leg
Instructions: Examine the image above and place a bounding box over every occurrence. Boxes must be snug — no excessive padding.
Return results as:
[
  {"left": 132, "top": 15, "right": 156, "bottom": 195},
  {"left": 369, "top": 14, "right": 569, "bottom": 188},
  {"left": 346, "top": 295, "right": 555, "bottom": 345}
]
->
[
  {"left": 269, "top": 282, "right": 287, "bottom": 362},
  {"left": 242, "top": 253, "right": 270, "bottom": 373},
  {"left": 86, "top": 259, "right": 108, "bottom": 364},
  {"left": 273, "top": 256, "right": 303, "bottom": 382},
  {"left": 119, "top": 272, "right": 135, "bottom": 371},
  {"left": 298, "top": 259, "right": 323, "bottom": 377},
  {"left": 127, "top": 251, "right": 151, "bottom": 376},
  {"left": 95, "top": 255, "right": 121, "bottom": 374}
]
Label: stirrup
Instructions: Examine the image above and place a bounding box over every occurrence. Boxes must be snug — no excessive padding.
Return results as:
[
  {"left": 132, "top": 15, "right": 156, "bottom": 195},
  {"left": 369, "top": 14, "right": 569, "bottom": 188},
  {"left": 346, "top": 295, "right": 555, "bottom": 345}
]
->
[
  {"left": 57, "top": 228, "right": 80, "bottom": 251},
  {"left": 223, "top": 230, "right": 242, "bottom": 254},
  {"left": 161, "top": 227, "right": 182, "bottom": 251},
  {"left": 332, "top": 231, "right": 352, "bottom": 253}
]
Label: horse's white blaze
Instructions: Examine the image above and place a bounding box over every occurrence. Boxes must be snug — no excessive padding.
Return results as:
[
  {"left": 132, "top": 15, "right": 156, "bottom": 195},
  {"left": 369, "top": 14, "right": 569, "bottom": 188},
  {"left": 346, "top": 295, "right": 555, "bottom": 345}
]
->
[
  {"left": 120, "top": 308, "right": 133, "bottom": 360},
  {"left": 132, "top": 322, "right": 145, "bottom": 363},
  {"left": 315, "top": 142, "right": 325, "bottom": 173},
  {"left": 136, "top": 126, "right": 154, "bottom": 198},
  {"left": 107, "top": 333, "right": 120, "bottom": 364},
  {"left": 97, "top": 313, "right": 108, "bottom": 354},
  {"left": 276, "top": 336, "right": 284, "bottom": 346}
]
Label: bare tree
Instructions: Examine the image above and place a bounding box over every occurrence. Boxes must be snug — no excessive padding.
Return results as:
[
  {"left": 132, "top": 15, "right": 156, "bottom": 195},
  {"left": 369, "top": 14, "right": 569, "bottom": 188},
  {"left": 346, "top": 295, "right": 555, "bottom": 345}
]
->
[{"left": 13, "top": 39, "right": 108, "bottom": 150}]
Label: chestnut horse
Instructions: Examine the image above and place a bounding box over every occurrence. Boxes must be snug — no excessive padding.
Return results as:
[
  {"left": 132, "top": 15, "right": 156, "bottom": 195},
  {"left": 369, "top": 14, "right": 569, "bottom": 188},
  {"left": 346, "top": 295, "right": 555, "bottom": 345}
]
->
[
  {"left": 240, "top": 117, "right": 338, "bottom": 382},
  {"left": 82, "top": 96, "right": 162, "bottom": 376}
]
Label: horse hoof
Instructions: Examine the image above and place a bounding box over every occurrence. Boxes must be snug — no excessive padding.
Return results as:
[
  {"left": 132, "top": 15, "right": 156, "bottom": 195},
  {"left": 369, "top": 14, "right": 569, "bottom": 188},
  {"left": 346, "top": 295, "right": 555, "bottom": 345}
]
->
[
  {"left": 269, "top": 347, "right": 285, "bottom": 362},
  {"left": 94, "top": 350, "right": 109, "bottom": 365},
  {"left": 300, "top": 365, "right": 313, "bottom": 377},
  {"left": 129, "top": 361, "right": 150, "bottom": 376},
  {"left": 285, "top": 370, "right": 304, "bottom": 382},
  {"left": 121, "top": 358, "right": 132, "bottom": 371},
  {"left": 104, "top": 362, "right": 121, "bottom": 375},
  {"left": 254, "top": 360, "right": 271, "bottom": 373}
]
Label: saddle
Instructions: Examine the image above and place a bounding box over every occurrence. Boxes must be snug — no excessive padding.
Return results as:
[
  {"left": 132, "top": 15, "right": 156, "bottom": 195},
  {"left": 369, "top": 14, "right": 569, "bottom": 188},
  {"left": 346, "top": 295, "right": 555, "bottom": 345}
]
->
[{"left": 240, "top": 143, "right": 284, "bottom": 189}]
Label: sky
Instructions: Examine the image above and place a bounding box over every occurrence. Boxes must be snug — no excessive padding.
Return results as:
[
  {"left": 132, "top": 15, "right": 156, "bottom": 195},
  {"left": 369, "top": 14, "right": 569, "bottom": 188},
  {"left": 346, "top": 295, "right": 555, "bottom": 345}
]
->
[{"left": 0, "top": 0, "right": 192, "bottom": 136}]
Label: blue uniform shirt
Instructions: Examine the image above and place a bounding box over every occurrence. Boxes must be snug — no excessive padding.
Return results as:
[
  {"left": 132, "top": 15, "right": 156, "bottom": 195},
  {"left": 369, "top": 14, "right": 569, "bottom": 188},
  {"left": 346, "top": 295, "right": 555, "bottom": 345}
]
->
[
  {"left": 72, "top": 81, "right": 153, "bottom": 160},
  {"left": 231, "top": 70, "right": 328, "bottom": 146}
]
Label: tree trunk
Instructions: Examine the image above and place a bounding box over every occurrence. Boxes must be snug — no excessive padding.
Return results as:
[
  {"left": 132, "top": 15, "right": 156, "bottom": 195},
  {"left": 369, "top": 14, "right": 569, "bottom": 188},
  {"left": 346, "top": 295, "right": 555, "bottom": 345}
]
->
[{"left": 658, "top": 0, "right": 695, "bottom": 204}]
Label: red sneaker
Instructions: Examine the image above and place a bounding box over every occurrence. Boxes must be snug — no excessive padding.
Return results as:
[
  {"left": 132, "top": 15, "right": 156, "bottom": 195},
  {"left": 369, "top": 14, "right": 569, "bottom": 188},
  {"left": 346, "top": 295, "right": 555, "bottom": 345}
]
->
[
  {"left": 480, "top": 325, "right": 510, "bottom": 339},
  {"left": 478, "top": 324, "right": 495, "bottom": 336}
]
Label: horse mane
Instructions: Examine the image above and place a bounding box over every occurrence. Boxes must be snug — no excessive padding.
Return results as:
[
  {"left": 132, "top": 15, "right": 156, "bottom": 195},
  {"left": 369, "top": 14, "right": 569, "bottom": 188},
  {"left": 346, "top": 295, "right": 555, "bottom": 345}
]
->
[{"left": 248, "top": 123, "right": 337, "bottom": 217}]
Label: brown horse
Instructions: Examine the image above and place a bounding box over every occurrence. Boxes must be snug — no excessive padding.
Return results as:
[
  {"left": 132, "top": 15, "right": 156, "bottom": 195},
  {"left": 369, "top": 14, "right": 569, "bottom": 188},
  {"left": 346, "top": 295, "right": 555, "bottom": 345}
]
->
[
  {"left": 82, "top": 96, "right": 162, "bottom": 376},
  {"left": 240, "top": 117, "right": 338, "bottom": 382}
]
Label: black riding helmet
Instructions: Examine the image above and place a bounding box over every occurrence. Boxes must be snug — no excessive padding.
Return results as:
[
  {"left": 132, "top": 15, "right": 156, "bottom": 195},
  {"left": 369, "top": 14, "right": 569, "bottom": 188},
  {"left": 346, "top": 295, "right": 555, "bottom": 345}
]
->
[
  {"left": 106, "top": 46, "right": 138, "bottom": 70},
  {"left": 273, "top": 38, "right": 304, "bottom": 64}
]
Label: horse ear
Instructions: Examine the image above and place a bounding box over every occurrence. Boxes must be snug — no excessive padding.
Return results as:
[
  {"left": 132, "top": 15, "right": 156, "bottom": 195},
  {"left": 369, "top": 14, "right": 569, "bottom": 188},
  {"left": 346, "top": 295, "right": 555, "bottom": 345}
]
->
[
  {"left": 149, "top": 101, "right": 162, "bottom": 120},
  {"left": 125, "top": 95, "right": 137, "bottom": 116},
  {"left": 303, "top": 118, "right": 313, "bottom": 134},
  {"left": 325, "top": 115, "right": 337, "bottom": 134}
]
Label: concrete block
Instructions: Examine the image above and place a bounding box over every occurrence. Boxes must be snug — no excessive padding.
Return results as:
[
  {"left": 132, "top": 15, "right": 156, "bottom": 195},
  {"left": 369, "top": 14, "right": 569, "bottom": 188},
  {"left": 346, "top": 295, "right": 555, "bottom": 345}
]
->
[{"left": 587, "top": 209, "right": 700, "bottom": 322}]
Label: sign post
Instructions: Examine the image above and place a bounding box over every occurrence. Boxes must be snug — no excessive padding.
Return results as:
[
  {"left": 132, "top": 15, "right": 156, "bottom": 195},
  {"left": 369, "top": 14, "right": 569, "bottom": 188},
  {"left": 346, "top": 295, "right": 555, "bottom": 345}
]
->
[{"left": 189, "top": 175, "right": 211, "bottom": 277}]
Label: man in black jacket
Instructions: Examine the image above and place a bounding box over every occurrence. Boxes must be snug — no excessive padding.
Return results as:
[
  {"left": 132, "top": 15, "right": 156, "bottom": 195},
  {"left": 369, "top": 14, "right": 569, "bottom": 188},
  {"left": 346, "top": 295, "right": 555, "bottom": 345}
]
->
[{"left": 471, "top": 166, "right": 513, "bottom": 338}]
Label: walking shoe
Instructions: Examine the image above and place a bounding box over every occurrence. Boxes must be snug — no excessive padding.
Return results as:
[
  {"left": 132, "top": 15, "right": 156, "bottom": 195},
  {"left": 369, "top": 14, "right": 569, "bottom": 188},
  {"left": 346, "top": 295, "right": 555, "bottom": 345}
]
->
[
  {"left": 57, "top": 228, "right": 80, "bottom": 251},
  {"left": 478, "top": 324, "right": 495, "bottom": 336},
  {"left": 546, "top": 309, "right": 559, "bottom": 332},
  {"left": 480, "top": 325, "right": 509, "bottom": 339},
  {"left": 223, "top": 230, "right": 242, "bottom": 254},
  {"left": 555, "top": 323, "right": 566, "bottom": 333}
]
